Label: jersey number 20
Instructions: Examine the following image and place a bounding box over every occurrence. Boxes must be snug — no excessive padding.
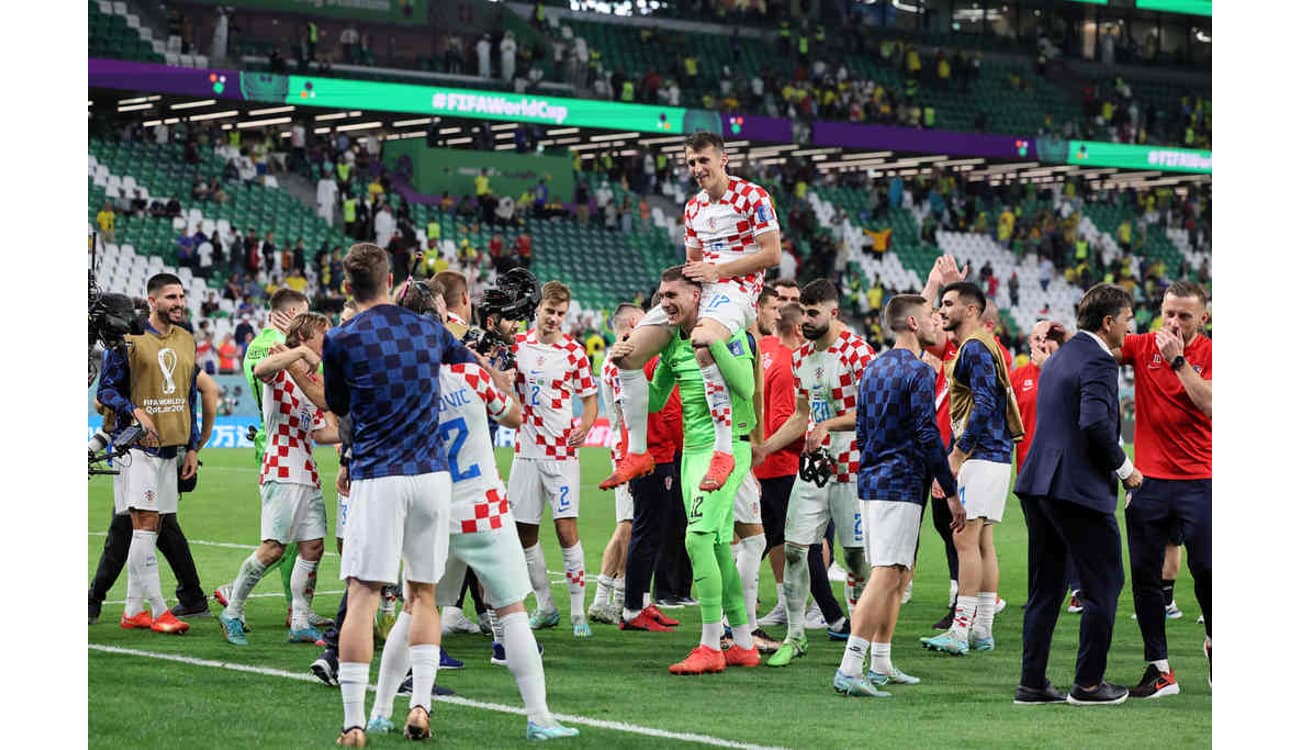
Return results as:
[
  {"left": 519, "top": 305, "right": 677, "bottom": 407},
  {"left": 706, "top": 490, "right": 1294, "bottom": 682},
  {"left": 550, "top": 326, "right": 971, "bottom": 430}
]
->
[{"left": 438, "top": 417, "right": 481, "bottom": 482}]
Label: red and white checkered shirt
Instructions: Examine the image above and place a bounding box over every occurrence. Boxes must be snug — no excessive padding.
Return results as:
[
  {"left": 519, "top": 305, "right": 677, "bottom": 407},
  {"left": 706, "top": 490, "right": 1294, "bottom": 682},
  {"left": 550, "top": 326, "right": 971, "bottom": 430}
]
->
[
  {"left": 439, "top": 363, "right": 516, "bottom": 534},
  {"left": 682, "top": 176, "right": 780, "bottom": 308},
  {"left": 512, "top": 330, "right": 598, "bottom": 461},
  {"left": 599, "top": 356, "right": 626, "bottom": 463},
  {"left": 793, "top": 328, "right": 876, "bottom": 483},
  {"left": 260, "top": 370, "right": 325, "bottom": 488}
]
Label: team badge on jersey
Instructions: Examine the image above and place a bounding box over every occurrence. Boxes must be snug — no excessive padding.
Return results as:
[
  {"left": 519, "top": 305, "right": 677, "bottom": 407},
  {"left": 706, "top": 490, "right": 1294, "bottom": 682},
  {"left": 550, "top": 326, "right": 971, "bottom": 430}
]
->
[
  {"left": 1148, "top": 353, "right": 1164, "bottom": 369},
  {"left": 728, "top": 339, "right": 745, "bottom": 357},
  {"left": 755, "top": 203, "right": 772, "bottom": 223}
]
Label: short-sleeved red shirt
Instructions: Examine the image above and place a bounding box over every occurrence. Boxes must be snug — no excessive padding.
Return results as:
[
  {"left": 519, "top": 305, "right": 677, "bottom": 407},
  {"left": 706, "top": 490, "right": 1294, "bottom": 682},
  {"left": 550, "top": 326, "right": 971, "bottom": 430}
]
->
[
  {"left": 934, "top": 340, "right": 958, "bottom": 448},
  {"left": 645, "top": 355, "right": 683, "bottom": 465},
  {"left": 755, "top": 336, "right": 801, "bottom": 479},
  {"left": 1008, "top": 362, "right": 1041, "bottom": 470},
  {"left": 1120, "top": 332, "right": 1212, "bottom": 480}
]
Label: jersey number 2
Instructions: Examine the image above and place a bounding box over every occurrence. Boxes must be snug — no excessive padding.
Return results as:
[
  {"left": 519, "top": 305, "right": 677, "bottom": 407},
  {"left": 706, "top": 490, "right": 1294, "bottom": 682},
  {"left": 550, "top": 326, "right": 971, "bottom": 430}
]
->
[{"left": 438, "top": 417, "right": 481, "bottom": 482}]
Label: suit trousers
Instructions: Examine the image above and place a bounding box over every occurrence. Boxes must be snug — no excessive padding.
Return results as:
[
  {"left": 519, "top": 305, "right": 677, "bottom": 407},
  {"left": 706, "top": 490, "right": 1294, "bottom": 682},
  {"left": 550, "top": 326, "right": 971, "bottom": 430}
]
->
[
  {"left": 1019, "top": 495, "right": 1124, "bottom": 689},
  {"left": 625, "top": 461, "right": 682, "bottom": 607}
]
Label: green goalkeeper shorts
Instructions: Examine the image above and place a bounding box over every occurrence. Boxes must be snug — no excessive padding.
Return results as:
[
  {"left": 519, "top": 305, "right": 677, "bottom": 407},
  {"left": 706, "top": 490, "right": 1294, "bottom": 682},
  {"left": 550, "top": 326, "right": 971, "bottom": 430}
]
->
[{"left": 680, "top": 442, "right": 753, "bottom": 543}]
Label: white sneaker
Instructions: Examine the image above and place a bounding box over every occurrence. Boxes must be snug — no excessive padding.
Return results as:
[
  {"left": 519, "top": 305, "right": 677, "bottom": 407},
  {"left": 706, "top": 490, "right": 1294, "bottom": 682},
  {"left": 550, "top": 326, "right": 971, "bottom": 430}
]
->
[
  {"left": 804, "top": 601, "right": 828, "bottom": 630},
  {"left": 756, "top": 602, "right": 788, "bottom": 627},
  {"left": 901, "top": 581, "right": 913, "bottom": 605},
  {"left": 441, "top": 606, "right": 480, "bottom": 635},
  {"left": 995, "top": 596, "right": 1007, "bottom": 614},
  {"left": 827, "top": 561, "right": 847, "bottom": 583}
]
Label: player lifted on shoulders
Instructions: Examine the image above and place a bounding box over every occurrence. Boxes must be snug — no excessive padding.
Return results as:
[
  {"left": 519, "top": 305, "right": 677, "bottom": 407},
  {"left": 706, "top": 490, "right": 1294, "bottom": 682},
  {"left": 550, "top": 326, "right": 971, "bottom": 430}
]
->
[{"left": 602, "top": 130, "right": 781, "bottom": 494}]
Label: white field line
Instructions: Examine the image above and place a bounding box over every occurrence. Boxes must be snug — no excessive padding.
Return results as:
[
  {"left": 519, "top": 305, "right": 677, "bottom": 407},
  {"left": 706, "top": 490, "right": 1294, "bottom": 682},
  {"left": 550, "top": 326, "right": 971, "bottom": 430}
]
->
[
  {"left": 99, "top": 589, "right": 347, "bottom": 606},
  {"left": 87, "top": 644, "right": 790, "bottom": 750}
]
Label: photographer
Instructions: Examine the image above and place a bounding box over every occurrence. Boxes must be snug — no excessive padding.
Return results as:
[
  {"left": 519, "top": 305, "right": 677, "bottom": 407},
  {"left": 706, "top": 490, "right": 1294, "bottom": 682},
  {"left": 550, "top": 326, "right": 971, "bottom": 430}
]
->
[{"left": 95, "top": 273, "right": 201, "bottom": 635}]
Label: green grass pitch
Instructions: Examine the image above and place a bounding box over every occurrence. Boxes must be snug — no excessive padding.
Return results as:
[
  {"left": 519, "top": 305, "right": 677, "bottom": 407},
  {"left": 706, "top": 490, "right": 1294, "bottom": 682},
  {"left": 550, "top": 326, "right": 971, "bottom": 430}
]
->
[{"left": 88, "top": 448, "right": 1210, "bottom": 748}]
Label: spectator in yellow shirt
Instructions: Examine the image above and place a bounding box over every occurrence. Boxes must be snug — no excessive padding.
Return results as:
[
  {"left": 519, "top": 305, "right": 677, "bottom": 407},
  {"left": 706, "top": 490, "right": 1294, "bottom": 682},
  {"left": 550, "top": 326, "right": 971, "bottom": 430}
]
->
[
  {"left": 96, "top": 202, "right": 116, "bottom": 244},
  {"left": 474, "top": 168, "right": 491, "bottom": 197}
]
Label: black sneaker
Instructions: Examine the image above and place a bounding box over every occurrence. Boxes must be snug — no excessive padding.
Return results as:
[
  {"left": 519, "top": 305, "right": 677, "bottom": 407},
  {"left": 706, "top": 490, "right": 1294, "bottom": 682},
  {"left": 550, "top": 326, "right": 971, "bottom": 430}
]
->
[
  {"left": 171, "top": 600, "right": 212, "bottom": 618},
  {"left": 399, "top": 674, "right": 457, "bottom": 697},
  {"left": 827, "top": 618, "right": 851, "bottom": 641},
  {"left": 89, "top": 596, "right": 102, "bottom": 626},
  {"left": 1013, "top": 683, "right": 1067, "bottom": 705},
  {"left": 1067, "top": 680, "right": 1129, "bottom": 706},
  {"left": 1130, "top": 664, "right": 1180, "bottom": 699},
  {"left": 311, "top": 652, "right": 339, "bottom": 687},
  {"left": 932, "top": 604, "right": 955, "bottom": 631}
]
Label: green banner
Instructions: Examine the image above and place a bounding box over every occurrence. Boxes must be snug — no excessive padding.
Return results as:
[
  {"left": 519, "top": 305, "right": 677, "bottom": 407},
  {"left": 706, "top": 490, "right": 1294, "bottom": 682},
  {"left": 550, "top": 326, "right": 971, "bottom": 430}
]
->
[
  {"left": 1065, "top": 140, "right": 1211, "bottom": 174},
  {"left": 185, "top": 0, "right": 426, "bottom": 24},
  {"left": 287, "top": 74, "right": 687, "bottom": 132},
  {"left": 383, "top": 140, "right": 574, "bottom": 206},
  {"left": 1136, "top": 0, "right": 1212, "bottom": 16}
]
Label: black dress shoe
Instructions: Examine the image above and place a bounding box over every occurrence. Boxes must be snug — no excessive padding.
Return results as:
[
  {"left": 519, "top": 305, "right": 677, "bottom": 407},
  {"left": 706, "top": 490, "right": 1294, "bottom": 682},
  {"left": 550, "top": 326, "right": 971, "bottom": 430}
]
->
[
  {"left": 932, "top": 604, "right": 955, "bottom": 630},
  {"left": 1067, "top": 680, "right": 1129, "bottom": 706},
  {"left": 171, "top": 600, "right": 212, "bottom": 618},
  {"left": 1013, "top": 683, "right": 1067, "bottom": 705}
]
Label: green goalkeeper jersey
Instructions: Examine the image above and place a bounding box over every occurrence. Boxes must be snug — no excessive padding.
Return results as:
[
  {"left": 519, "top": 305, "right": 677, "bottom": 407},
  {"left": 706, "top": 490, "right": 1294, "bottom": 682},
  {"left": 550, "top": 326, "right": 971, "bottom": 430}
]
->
[
  {"left": 243, "top": 326, "right": 285, "bottom": 463},
  {"left": 650, "top": 328, "right": 756, "bottom": 452}
]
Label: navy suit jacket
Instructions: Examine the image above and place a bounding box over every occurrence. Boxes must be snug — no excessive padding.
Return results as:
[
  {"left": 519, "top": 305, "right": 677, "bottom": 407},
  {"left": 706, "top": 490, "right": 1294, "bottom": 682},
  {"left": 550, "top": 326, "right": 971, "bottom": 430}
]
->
[{"left": 1013, "top": 334, "right": 1127, "bottom": 515}]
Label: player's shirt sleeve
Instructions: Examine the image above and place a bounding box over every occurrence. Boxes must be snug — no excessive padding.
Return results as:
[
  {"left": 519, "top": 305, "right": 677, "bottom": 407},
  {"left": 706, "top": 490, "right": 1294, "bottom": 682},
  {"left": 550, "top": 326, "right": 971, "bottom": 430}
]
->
[
  {"left": 682, "top": 197, "right": 702, "bottom": 251},
  {"left": 97, "top": 345, "right": 135, "bottom": 418},
  {"left": 452, "top": 362, "right": 514, "bottom": 422},
  {"left": 739, "top": 184, "right": 780, "bottom": 238},
  {"left": 571, "top": 346, "right": 598, "bottom": 399},
  {"left": 440, "top": 324, "right": 477, "bottom": 366},
  {"left": 914, "top": 366, "right": 957, "bottom": 497},
  {"left": 322, "top": 330, "right": 350, "bottom": 417},
  {"left": 841, "top": 339, "right": 875, "bottom": 411},
  {"left": 792, "top": 345, "right": 810, "bottom": 403},
  {"left": 955, "top": 344, "right": 998, "bottom": 455}
]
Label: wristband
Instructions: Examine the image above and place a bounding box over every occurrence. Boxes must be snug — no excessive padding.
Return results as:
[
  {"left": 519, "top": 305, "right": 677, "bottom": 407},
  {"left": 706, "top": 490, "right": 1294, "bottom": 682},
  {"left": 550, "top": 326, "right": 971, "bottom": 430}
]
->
[{"left": 1169, "top": 355, "right": 1186, "bottom": 372}]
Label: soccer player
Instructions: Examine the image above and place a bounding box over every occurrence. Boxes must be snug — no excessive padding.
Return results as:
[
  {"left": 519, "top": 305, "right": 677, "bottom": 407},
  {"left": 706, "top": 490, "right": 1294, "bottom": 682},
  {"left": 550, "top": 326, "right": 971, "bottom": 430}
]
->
[
  {"left": 365, "top": 298, "right": 578, "bottom": 741},
  {"left": 603, "top": 130, "right": 780, "bottom": 494},
  {"left": 611, "top": 266, "right": 761, "bottom": 673},
  {"left": 1115, "top": 281, "right": 1212, "bottom": 697},
  {"left": 97, "top": 272, "right": 200, "bottom": 635},
  {"left": 922, "top": 282, "right": 1023, "bottom": 656},
  {"left": 509, "top": 281, "right": 600, "bottom": 637},
  {"left": 755, "top": 279, "right": 875, "bottom": 666},
  {"left": 590, "top": 303, "right": 645, "bottom": 624},
  {"left": 217, "top": 313, "right": 340, "bottom": 646},
  {"left": 323, "top": 243, "right": 475, "bottom": 745},
  {"left": 834, "top": 294, "right": 960, "bottom": 698}
]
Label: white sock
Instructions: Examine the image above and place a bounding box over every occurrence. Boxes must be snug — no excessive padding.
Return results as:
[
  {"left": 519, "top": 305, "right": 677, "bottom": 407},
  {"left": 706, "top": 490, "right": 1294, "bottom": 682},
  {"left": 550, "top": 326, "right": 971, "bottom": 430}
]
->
[
  {"left": 733, "top": 624, "right": 754, "bottom": 650},
  {"left": 338, "top": 662, "right": 369, "bottom": 730},
  {"left": 124, "top": 529, "right": 150, "bottom": 616},
  {"left": 611, "top": 577, "right": 626, "bottom": 614},
  {"left": 129, "top": 530, "right": 167, "bottom": 618},
  {"left": 371, "top": 610, "right": 412, "bottom": 720},
  {"left": 593, "top": 574, "right": 613, "bottom": 609},
  {"left": 948, "top": 579, "right": 959, "bottom": 607},
  {"left": 973, "top": 591, "right": 996, "bottom": 639},
  {"left": 952, "top": 595, "right": 978, "bottom": 641},
  {"left": 699, "top": 364, "right": 734, "bottom": 453},
  {"left": 486, "top": 608, "right": 504, "bottom": 642},
  {"left": 733, "top": 535, "right": 763, "bottom": 638},
  {"left": 622, "top": 605, "right": 643, "bottom": 622},
  {"left": 870, "top": 642, "right": 894, "bottom": 675},
  {"left": 562, "top": 543, "right": 586, "bottom": 622},
  {"left": 290, "top": 556, "right": 318, "bottom": 630},
  {"left": 408, "top": 644, "right": 440, "bottom": 713},
  {"left": 701, "top": 621, "right": 723, "bottom": 650},
  {"left": 782, "top": 548, "right": 811, "bottom": 641},
  {"left": 619, "top": 367, "right": 649, "bottom": 454},
  {"left": 1151, "top": 658, "right": 1171, "bottom": 673},
  {"left": 501, "top": 611, "right": 551, "bottom": 723},
  {"left": 523, "top": 544, "right": 555, "bottom": 612},
  {"left": 226, "top": 552, "right": 268, "bottom": 619},
  {"left": 839, "top": 635, "right": 869, "bottom": 676}
]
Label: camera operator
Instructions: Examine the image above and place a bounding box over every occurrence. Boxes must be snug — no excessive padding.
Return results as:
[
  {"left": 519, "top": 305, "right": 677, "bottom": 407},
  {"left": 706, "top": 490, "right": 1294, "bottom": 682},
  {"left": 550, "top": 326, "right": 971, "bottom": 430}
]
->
[{"left": 95, "top": 273, "right": 201, "bottom": 634}]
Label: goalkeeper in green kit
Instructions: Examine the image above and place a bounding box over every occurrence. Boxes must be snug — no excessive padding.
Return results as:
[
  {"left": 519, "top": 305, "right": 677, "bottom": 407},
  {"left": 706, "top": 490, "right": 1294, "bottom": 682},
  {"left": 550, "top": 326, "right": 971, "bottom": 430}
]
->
[{"left": 610, "top": 267, "right": 760, "bottom": 674}]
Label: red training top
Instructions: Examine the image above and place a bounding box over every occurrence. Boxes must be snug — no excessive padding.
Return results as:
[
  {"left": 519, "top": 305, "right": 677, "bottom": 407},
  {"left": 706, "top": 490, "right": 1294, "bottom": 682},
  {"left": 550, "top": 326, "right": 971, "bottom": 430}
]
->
[
  {"left": 934, "top": 339, "right": 958, "bottom": 448},
  {"left": 645, "top": 355, "right": 683, "bottom": 465},
  {"left": 1008, "top": 361, "right": 1041, "bottom": 470},
  {"left": 755, "top": 335, "right": 801, "bottom": 479},
  {"left": 1120, "top": 332, "right": 1212, "bottom": 480}
]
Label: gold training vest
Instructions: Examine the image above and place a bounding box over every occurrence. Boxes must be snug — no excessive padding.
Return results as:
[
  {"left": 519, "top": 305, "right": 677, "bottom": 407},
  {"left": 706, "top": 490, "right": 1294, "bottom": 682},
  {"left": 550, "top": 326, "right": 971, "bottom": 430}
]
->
[
  {"left": 126, "top": 325, "right": 197, "bottom": 448},
  {"left": 945, "top": 329, "right": 1024, "bottom": 446}
]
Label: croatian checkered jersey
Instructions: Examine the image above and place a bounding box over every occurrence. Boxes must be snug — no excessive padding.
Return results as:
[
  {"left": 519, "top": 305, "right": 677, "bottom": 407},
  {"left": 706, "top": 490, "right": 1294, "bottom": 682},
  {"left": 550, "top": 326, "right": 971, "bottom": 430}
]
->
[
  {"left": 512, "top": 330, "right": 598, "bottom": 460},
  {"left": 260, "top": 370, "right": 326, "bottom": 488},
  {"left": 599, "top": 356, "right": 626, "bottom": 462},
  {"left": 438, "top": 363, "right": 515, "bottom": 534},
  {"left": 793, "top": 328, "right": 876, "bottom": 483},
  {"left": 682, "top": 176, "right": 780, "bottom": 307}
]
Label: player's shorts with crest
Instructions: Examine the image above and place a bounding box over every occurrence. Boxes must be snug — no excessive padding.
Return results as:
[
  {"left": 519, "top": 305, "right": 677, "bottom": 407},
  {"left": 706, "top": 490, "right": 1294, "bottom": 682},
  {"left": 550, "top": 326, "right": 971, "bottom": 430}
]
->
[
  {"left": 507, "top": 457, "right": 581, "bottom": 524},
  {"left": 336, "top": 491, "right": 349, "bottom": 541},
  {"left": 436, "top": 525, "right": 533, "bottom": 609},
  {"left": 733, "top": 471, "right": 762, "bottom": 526},
  {"left": 785, "top": 477, "right": 864, "bottom": 548},
  {"left": 861, "top": 499, "right": 924, "bottom": 569},
  {"left": 340, "top": 471, "right": 451, "bottom": 585},
  {"left": 259, "top": 481, "right": 327, "bottom": 544},
  {"left": 957, "top": 459, "right": 1012, "bottom": 523},
  {"left": 680, "top": 443, "right": 753, "bottom": 542},
  {"left": 639, "top": 280, "right": 755, "bottom": 335},
  {"left": 113, "top": 449, "right": 179, "bottom": 515}
]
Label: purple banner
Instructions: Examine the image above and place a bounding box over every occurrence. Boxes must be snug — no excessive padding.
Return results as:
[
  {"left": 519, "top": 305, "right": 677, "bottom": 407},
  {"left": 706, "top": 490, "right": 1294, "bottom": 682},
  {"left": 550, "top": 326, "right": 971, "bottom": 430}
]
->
[
  {"left": 90, "top": 58, "right": 246, "bottom": 100},
  {"left": 812, "top": 120, "right": 1036, "bottom": 160},
  {"left": 719, "top": 111, "right": 792, "bottom": 143}
]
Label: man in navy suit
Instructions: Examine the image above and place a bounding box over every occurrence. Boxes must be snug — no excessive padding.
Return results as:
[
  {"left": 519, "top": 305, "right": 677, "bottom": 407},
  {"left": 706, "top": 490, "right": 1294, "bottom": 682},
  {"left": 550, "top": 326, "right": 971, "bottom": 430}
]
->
[{"left": 1013, "top": 284, "right": 1143, "bottom": 706}]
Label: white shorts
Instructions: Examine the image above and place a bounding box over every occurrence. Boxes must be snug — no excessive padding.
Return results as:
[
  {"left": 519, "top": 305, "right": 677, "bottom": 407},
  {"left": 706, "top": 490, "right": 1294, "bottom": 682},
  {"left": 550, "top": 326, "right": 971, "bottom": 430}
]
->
[
  {"left": 507, "top": 458, "right": 581, "bottom": 524},
  {"left": 615, "top": 484, "right": 634, "bottom": 523},
  {"left": 734, "top": 471, "right": 762, "bottom": 526},
  {"left": 260, "top": 481, "right": 327, "bottom": 544},
  {"left": 861, "top": 500, "right": 924, "bottom": 569},
  {"left": 958, "top": 459, "right": 1012, "bottom": 523},
  {"left": 336, "top": 490, "right": 349, "bottom": 541},
  {"left": 436, "top": 526, "right": 533, "bottom": 609},
  {"left": 340, "top": 472, "right": 451, "bottom": 585},
  {"left": 113, "top": 449, "right": 179, "bottom": 515},
  {"left": 785, "top": 477, "right": 863, "bottom": 548},
  {"left": 639, "top": 281, "right": 755, "bottom": 335}
]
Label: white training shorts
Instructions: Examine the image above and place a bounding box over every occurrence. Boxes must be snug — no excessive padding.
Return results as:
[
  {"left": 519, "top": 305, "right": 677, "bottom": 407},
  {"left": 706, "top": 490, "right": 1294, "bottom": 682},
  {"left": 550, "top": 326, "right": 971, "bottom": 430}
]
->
[
  {"left": 638, "top": 280, "right": 755, "bottom": 335},
  {"left": 734, "top": 471, "right": 763, "bottom": 526},
  {"left": 336, "top": 489, "right": 349, "bottom": 541},
  {"left": 615, "top": 483, "right": 634, "bottom": 523},
  {"left": 436, "top": 525, "right": 533, "bottom": 610},
  {"left": 259, "top": 481, "right": 327, "bottom": 544},
  {"left": 958, "top": 459, "right": 1013, "bottom": 523},
  {"left": 113, "top": 449, "right": 179, "bottom": 515},
  {"left": 340, "top": 471, "right": 451, "bottom": 585},
  {"left": 785, "top": 477, "right": 863, "bottom": 548},
  {"left": 861, "top": 500, "right": 924, "bottom": 569},
  {"left": 507, "top": 457, "right": 581, "bottom": 524}
]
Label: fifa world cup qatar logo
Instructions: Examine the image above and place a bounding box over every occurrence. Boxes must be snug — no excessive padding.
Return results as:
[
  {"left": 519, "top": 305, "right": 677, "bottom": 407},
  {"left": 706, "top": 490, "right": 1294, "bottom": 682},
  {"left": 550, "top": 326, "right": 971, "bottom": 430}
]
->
[{"left": 158, "top": 348, "right": 179, "bottom": 394}]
